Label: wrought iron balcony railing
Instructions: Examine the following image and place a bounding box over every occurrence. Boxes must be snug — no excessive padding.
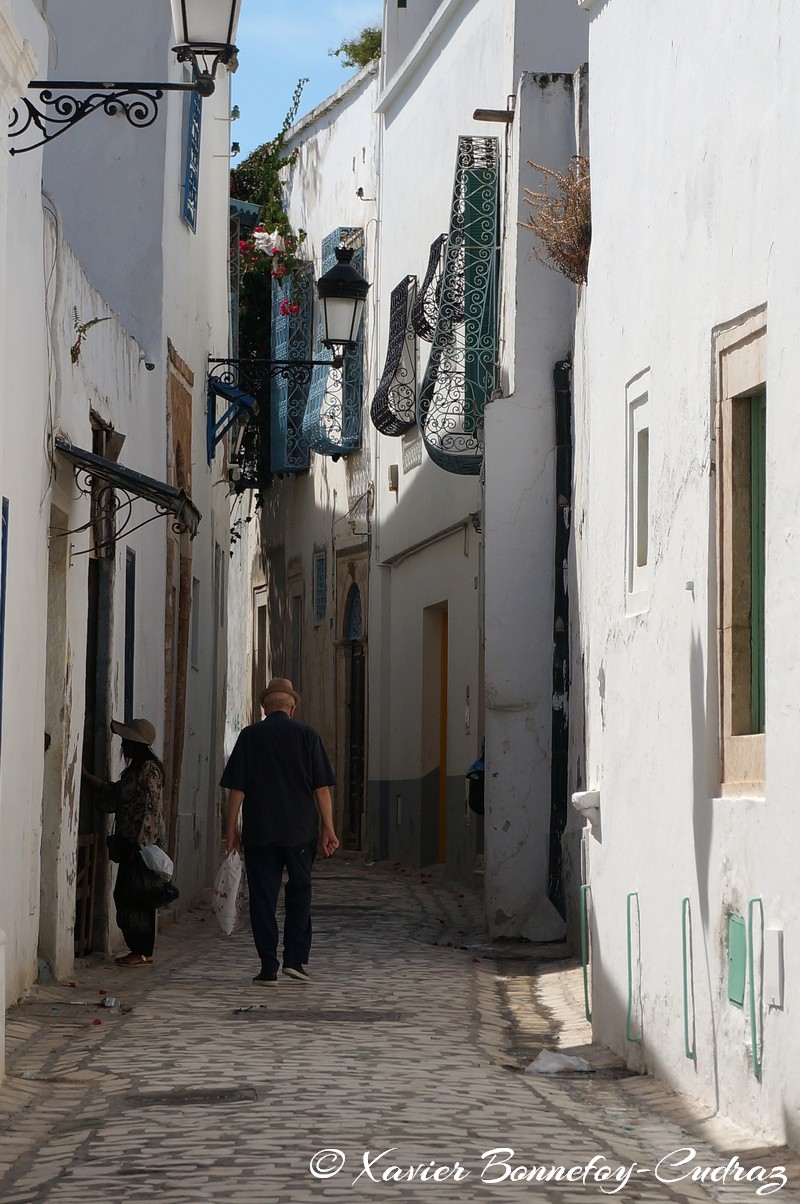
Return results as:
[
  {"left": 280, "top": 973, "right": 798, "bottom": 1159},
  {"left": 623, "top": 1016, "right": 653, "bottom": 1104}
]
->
[
  {"left": 410, "top": 233, "right": 448, "bottom": 343},
  {"left": 370, "top": 275, "right": 417, "bottom": 436},
  {"left": 418, "top": 136, "right": 500, "bottom": 475}
]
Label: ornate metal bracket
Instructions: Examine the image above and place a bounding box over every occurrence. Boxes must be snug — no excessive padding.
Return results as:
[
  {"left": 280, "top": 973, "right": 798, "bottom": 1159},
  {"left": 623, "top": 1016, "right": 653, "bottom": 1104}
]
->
[
  {"left": 8, "top": 80, "right": 198, "bottom": 155},
  {"left": 206, "top": 376, "right": 257, "bottom": 465},
  {"left": 54, "top": 436, "right": 200, "bottom": 546},
  {"left": 208, "top": 357, "right": 338, "bottom": 395},
  {"left": 371, "top": 275, "right": 417, "bottom": 436},
  {"left": 207, "top": 356, "right": 335, "bottom": 477}
]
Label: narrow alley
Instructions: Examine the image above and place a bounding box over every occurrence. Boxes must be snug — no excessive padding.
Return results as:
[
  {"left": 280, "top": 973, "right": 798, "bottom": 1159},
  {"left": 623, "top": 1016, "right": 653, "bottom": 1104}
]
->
[{"left": 0, "top": 860, "right": 796, "bottom": 1204}]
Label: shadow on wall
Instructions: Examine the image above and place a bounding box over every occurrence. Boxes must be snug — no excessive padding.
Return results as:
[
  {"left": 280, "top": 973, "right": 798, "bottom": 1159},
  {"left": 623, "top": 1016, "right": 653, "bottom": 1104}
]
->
[
  {"left": 254, "top": 497, "right": 288, "bottom": 684},
  {"left": 689, "top": 625, "right": 721, "bottom": 1114}
]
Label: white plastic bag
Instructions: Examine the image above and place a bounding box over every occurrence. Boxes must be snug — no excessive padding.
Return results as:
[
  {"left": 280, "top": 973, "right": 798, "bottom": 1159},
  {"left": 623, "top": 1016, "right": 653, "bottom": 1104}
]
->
[
  {"left": 212, "top": 851, "right": 243, "bottom": 935},
  {"left": 525, "top": 1049, "right": 593, "bottom": 1076},
  {"left": 140, "top": 844, "right": 174, "bottom": 880}
]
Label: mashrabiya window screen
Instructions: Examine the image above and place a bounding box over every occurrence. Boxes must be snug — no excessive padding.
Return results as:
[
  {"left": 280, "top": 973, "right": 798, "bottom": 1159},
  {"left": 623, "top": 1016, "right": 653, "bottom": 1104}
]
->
[
  {"left": 302, "top": 228, "right": 365, "bottom": 458},
  {"left": 270, "top": 263, "right": 314, "bottom": 474}
]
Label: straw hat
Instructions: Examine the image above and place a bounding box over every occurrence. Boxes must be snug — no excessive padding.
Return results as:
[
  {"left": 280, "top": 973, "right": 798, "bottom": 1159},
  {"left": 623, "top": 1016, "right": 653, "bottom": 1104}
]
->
[
  {"left": 261, "top": 677, "right": 300, "bottom": 705},
  {"left": 110, "top": 717, "right": 156, "bottom": 745}
]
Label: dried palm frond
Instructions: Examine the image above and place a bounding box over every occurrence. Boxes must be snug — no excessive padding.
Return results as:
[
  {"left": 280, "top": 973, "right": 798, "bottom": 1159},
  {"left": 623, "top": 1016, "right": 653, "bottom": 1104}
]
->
[{"left": 520, "top": 156, "right": 591, "bottom": 285}]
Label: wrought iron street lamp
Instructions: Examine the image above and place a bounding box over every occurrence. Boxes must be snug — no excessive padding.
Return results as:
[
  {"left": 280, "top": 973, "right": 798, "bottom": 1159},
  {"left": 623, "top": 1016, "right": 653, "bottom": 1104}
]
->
[
  {"left": 207, "top": 245, "right": 371, "bottom": 465},
  {"left": 316, "top": 247, "right": 371, "bottom": 354},
  {"left": 170, "top": 0, "right": 242, "bottom": 97},
  {"left": 9, "top": 0, "right": 242, "bottom": 153}
]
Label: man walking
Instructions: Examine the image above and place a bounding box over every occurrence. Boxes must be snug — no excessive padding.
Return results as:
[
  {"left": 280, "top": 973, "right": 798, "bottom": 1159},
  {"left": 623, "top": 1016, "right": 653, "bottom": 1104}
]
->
[{"left": 221, "top": 678, "right": 338, "bottom": 985}]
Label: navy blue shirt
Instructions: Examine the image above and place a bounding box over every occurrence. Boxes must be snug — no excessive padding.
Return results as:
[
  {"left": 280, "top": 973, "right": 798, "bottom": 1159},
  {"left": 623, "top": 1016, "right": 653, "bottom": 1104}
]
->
[{"left": 220, "top": 712, "right": 336, "bottom": 847}]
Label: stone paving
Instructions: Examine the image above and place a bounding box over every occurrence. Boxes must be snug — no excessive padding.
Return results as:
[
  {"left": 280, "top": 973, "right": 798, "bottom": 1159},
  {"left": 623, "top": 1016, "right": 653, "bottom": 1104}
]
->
[{"left": 0, "top": 857, "right": 798, "bottom": 1203}]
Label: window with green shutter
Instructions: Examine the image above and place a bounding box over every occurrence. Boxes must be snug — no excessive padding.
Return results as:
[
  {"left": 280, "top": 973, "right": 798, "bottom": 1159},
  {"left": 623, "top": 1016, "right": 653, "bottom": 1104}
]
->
[
  {"left": 715, "top": 308, "right": 767, "bottom": 790},
  {"left": 749, "top": 390, "right": 766, "bottom": 734}
]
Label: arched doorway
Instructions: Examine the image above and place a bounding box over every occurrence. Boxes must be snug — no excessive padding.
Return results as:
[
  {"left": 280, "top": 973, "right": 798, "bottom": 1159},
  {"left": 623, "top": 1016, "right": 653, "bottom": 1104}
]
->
[{"left": 343, "top": 584, "right": 365, "bottom": 849}]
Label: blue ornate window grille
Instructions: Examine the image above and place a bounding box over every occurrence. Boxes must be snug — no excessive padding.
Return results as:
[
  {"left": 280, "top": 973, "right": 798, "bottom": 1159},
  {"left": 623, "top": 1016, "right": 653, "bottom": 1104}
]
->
[
  {"left": 182, "top": 89, "right": 202, "bottom": 232},
  {"left": 313, "top": 549, "right": 326, "bottom": 624},
  {"left": 418, "top": 136, "right": 500, "bottom": 475},
  {"left": 302, "top": 228, "right": 365, "bottom": 457},
  {"left": 270, "top": 263, "right": 314, "bottom": 474},
  {"left": 371, "top": 275, "right": 417, "bottom": 436}
]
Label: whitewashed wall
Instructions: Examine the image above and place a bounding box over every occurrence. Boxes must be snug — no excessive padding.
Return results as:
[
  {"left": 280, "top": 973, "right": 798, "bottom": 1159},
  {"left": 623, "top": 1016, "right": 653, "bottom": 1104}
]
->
[
  {"left": 484, "top": 70, "right": 582, "bottom": 941},
  {"left": 0, "top": 0, "right": 47, "bottom": 1017},
  {"left": 575, "top": 0, "right": 800, "bottom": 1145},
  {"left": 369, "top": 0, "right": 515, "bottom": 877},
  {"left": 0, "top": 0, "right": 235, "bottom": 1020},
  {"left": 45, "top": 225, "right": 166, "bottom": 970},
  {"left": 41, "top": 0, "right": 235, "bottom": 904},
  {"left": 372, "top": 0, "right": 587, "bottom": 901}
]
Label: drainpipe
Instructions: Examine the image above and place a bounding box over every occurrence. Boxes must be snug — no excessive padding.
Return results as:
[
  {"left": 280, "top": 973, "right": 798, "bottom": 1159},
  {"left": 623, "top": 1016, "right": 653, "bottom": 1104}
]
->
[
  {"left": 548, "top": 357, "right": 573, "bottom": 917},
  {"left": 167, "top": 544, "right": 192, "bottom": 861}
]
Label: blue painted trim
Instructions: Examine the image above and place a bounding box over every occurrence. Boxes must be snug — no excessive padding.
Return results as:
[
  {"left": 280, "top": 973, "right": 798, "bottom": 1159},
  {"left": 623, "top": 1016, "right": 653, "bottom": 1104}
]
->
[
  {"left": 182, "top": 89, "right": 202, "bottom": 232},
  {"left": 207, "top": 378, "right": 257, "bottom": 463},
  {"left": 270, "top": 265, "right": 313, "bottom": 473}
]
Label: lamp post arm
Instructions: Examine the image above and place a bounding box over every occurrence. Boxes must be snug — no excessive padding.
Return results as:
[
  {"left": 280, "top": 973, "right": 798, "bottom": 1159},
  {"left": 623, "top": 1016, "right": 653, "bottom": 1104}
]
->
[{"left": 9, "top": 81, "right": 200, "bottom": 155}]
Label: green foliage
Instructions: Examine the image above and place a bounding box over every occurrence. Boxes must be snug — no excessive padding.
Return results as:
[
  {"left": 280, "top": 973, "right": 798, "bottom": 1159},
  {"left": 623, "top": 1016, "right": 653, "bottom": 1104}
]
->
[
  {"left": 231, "top": 79, "right": 310, "bottom": 366},
  {"left": 329, "top": 26, "right": 381, "bottom": 69}
]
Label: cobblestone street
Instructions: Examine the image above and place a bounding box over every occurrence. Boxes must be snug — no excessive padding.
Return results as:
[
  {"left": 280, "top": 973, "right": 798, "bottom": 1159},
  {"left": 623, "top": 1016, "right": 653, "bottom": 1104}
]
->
[{"left": 0, "top": 859, "right": 798, "bottom": 1203}]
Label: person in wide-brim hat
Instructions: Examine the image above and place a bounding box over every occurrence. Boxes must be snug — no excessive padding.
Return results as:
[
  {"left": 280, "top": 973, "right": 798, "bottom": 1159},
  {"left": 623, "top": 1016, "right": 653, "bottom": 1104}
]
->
[
  {"left": 260, "top": 677, "right": 301, "bottom": 708},
  {"left": 109, "top": 717, "right": 156, "bottom": 746},
  {"left": 83, "top": 715, "right": 168, "bottom": 967}
]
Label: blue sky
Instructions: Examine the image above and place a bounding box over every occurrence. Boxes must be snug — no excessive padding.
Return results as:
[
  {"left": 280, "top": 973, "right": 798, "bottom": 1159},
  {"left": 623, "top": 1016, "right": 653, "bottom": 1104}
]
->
[{"left": 231, "top": 0, "right": 383, "bottom": 161}]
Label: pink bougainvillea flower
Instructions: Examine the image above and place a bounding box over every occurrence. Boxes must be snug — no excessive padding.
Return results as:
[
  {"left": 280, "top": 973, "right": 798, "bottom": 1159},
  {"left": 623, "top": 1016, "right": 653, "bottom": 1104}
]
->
[
  {"left": 279, "top": 298, "right": 291, "bottom": 316},
  {"left": 289, "top": 304, "right": 300, "bottom": 316}
]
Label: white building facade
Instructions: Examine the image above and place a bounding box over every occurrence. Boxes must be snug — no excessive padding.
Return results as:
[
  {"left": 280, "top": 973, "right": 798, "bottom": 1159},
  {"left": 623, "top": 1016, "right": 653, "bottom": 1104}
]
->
[
  {"left": 0, "top": 0, "right": 235, "bottom": 1070},
  {"left": 371, "top": 0, "right": 587, "bottom": 934},
  {"left": 230, "top": 0, "right": 589, "bottom": 940},
  {"left": 574, "top": 0, "right": 800, "bottom": 1145}
]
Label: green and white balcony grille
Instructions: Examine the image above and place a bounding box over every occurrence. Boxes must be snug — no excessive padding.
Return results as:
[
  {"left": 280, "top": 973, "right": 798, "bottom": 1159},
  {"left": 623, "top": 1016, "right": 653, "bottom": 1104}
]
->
[
  {"left": 418, "top": 136, "right": 500, "bottom": 475},
  {"left": 270, "top": 263, "right": 314, "bottom": 474},
  {"left": 371, "top": 274, "right": 417, "bottom": 436},
  {"left": 302, "top": 228, "right": 365, "bottom": 458}
]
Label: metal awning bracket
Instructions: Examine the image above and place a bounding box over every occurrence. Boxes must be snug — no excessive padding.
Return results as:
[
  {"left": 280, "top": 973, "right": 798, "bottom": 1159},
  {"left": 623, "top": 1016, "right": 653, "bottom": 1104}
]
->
[{"left": 206, "top": 377, "right": 258, "bottom": 464}]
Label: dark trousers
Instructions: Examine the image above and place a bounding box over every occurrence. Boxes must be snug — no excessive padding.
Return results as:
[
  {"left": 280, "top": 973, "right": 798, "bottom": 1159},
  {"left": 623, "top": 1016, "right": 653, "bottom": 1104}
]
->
[
  {"left": 244, "top": 841, "right": 316, "bottom": 974},
  {"left": 114, "top": 843, "right": 156, "bottom": 956}
]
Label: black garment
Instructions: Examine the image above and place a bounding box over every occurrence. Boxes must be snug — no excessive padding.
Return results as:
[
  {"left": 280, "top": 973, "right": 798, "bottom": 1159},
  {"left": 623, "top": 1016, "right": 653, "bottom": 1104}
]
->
[
  {"left": 245, "top": 841, "right": 315, "bottom": 975},
  {"left": 114, "top": 839, "right": 156, "bottom": 956},
  {"left": 220, "top": 712, "right": 336, "bottom": 846}
]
